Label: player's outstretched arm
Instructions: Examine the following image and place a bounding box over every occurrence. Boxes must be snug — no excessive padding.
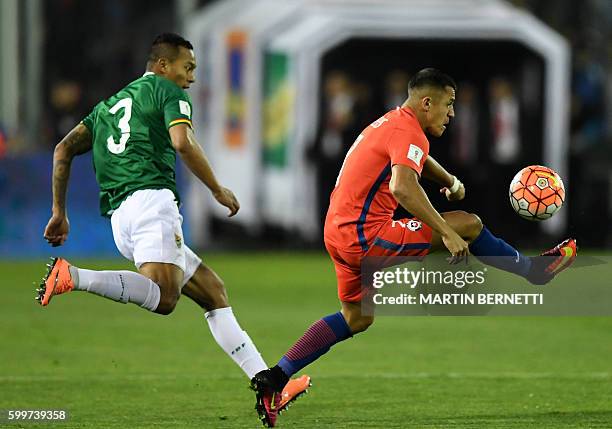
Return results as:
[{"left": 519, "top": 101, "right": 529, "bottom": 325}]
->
[
  {"left": 422, "top": 155, "right": 464, "bottom": 201},
  {"left": 44, "top": 124, "right": 92, "bottom": 247},
  {"left": 169, "top": 124, "right": 239, "bottom": 216},
  {"left": 389, "top": 164, "right": 469, "bottom": 259}
]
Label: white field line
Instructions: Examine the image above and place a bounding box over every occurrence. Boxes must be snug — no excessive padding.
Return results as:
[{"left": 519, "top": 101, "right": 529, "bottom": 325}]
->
[{"left": 0, "top": 372, "right": 609, "bottom": 383}]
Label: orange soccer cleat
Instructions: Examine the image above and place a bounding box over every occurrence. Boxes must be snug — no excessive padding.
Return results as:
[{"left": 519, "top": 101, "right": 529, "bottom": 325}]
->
[
  {"left": 279, "top": 375, "right": 311, "bottom": 413},
  {"left": 541, "top": 238, "right": 577, "bottom": 275},
  {"left": 36, "top": 257, "right": 75, "bottom": 306},
  {"left": 527, "top": 238, "right": 577, "bottom": 285}
]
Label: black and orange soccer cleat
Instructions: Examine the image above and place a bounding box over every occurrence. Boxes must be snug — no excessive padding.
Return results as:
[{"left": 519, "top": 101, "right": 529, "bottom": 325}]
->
[
  {"left": 36, "top": 257, "right": 75, "bottom": 306},
  {"left": 250, "top": 370, "right": 282, "bottom": 427},
  {"left": 527, "top": 238, "right": 577, "bottom": 285},
  {"left": 250, "top": 370, "right": 312, "bottom": 427}
]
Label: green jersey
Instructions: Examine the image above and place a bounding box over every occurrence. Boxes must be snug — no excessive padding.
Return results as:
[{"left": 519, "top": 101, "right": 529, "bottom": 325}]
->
[{"left": 82, "top": 72, "right": 193, "bottom": 216}]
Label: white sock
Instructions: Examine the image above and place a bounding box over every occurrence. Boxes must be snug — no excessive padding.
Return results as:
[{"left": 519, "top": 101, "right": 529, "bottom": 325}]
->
[
  {"left": 70, "top": 267, "right": 160, "bottom": 311},
  {"left": 205, "top": 307, "right": 267, "bottom": 379}
]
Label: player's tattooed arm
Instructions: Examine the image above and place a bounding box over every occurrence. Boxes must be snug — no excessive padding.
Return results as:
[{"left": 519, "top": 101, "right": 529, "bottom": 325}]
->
[
  {"left": 59, "top": 123, "right": 92, "bottom": 156},
  {"left": 52, "top": 124, "right": 92, "bottom": 214},
  {"left": 44, "top": 124, "right": 91, "bottom": 246}
]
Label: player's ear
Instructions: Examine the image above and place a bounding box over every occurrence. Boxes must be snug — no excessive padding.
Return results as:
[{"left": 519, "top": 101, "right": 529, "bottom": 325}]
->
[
  {"left": 158, "top": 57, "right": 170, "bottom": 73},
  {"left": 421, "top": 96, "right": 432, "bottom": 112}
]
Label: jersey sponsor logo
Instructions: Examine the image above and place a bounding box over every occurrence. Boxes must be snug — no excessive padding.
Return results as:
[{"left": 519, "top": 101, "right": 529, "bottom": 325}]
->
[
  {"left": 179, "top": 100, "right": 191, "bottom": 119},
  {"left": 175, "top": 233, "right": 182, "bottom": 248},
  {"left": 407, "top": 144, "right": 424, "bottom": 165},
  {"left": 391, "top": 220, "right": 406, "bottom": 229}
]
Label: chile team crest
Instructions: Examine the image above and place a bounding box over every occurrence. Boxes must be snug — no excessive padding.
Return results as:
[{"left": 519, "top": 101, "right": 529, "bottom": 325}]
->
[
  {"left": 392, "top": 219, "right": 422, "bottom": 232},
  {"left": 407, "top": 220, "right": 422, "bottom": 232}
]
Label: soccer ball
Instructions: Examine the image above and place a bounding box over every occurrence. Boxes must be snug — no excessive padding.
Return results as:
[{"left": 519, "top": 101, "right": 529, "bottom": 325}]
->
[{"left": 509, "top": 165, "right": 565, "bottom": 221}]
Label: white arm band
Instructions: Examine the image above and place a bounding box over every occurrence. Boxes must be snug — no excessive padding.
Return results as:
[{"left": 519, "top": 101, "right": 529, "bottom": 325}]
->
[{"left": 448, "top": 175, "right": 461, "bottom": 194}]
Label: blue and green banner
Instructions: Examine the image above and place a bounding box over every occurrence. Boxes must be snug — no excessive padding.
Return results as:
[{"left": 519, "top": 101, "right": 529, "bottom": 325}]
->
[{"left": 262, "top": 52, "right": 293, "bottom": 167}]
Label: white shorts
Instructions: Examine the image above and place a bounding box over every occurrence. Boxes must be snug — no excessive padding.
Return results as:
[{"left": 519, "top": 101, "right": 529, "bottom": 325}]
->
[{"left": 110, "top": 189, "right": 202, "bottom": 285}]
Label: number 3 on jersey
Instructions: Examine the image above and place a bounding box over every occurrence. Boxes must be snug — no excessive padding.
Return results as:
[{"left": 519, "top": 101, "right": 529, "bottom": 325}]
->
[
  {"left": 335, "top": 134, "right": 364, "bottom": 187},
  {"left": 107, "top": 98, "right": 133, "bottom": 154}
]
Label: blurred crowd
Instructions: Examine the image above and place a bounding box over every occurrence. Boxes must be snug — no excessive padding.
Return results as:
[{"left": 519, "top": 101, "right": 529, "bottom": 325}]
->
[
  {"left": 310, "top": 69, "right": 531, "bottom": 238},
  {"left": 310, "top": 0, "right": 611, "bottom": 246},
  {"left": 0, "top": 0, "right": 609, "bottom": 246},
  {"left": 516, "top": 0, "right": 611, "bottom": 245}
]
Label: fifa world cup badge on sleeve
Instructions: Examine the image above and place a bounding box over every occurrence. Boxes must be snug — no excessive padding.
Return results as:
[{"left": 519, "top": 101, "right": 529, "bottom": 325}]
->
[
  {"left": 178, "top": 100, "right": 191, "bottom": 118},
  {"left": 407, "top": 144, "right": 424, "bottom": 165}
]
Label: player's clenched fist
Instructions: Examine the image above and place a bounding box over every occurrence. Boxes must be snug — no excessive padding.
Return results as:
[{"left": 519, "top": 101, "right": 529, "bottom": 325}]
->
[
  {"left": 43, "top": 215, "right": 70, "bottom": 247},
  {"left": 213, "top": 187, "right": 240, "bottom": 217},
  {"left": 442, "top": 182, "right": 465, "bottom": 201},
  {"left": 441, "top": 176, "right": 465, "bottom": 202}
]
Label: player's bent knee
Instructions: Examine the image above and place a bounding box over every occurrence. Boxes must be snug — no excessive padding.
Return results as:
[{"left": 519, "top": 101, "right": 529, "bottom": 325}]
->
[
  {"left": 139, "top": 262, "right": 183, "bottom": 314},
  {"left": 341, "top": 301, "right": 374, "bottom": 334},
  {"left": 350, "top": 315, "right": 374, "bottom": 334},
  {"left": 467, "top": 213, "right": 483, "bottom": 241},
  {"left": 447, "top": 210, "right": 483, "bottom": 241},
  {"left": 155, "top": 285, "right": 181, "bottom": 315},
  {"left": 342, "top": 312, "right": 374, "bottom": 334},
  {"left": 156, "top": 294, "right": 179, "bottom": 315},
  {"left": 181, "top": 266, "right": 229, "bottom": 311}
]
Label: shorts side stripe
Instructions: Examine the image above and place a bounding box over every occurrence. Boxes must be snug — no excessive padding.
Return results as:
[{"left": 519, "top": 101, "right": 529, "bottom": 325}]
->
[{"left": 372, "top": 237, "right": 431, "bottom": 253}]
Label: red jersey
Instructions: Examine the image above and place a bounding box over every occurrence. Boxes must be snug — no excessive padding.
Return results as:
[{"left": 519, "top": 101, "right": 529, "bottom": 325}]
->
[{"left": 324, "top": 107, "right": 430, "bottom": 253}]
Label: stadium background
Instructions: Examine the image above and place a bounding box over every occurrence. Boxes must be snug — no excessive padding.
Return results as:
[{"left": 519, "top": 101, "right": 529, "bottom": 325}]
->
[
  {"left": 1, "top": 1, "right": 611, "bottom": 428},
  {"left": 0, "top": 0, "right": 610, "bottom": 256}
]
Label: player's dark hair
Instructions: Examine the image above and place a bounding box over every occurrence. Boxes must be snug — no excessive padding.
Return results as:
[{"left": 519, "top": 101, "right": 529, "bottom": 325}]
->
[
  {"left": 408, "top": 68, "right": 457, "bottom": 94},
  {"left": 147, "top": 33, "right": 193, "bottom": 66}
]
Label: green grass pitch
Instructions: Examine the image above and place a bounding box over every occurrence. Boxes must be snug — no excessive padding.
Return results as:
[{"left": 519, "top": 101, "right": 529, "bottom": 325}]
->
[{"left": 1, "top": 252, "right": 611, "bottom": 428}]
